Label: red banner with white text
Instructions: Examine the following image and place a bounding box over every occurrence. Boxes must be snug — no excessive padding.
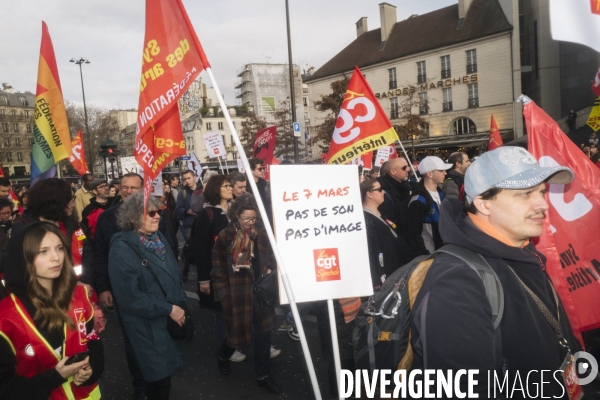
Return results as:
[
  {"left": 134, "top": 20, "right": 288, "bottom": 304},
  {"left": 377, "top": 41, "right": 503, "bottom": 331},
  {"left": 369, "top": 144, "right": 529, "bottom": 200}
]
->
[
  {"left": 525, "top": 100, "right": 600, "bottom": 334},
  {"left": 135, "top": 0, "right": 210, "bottom": 204},
  {"left": 253, "top": 126, "right": 277, "bottom": 180},
  {"left": 68, "top": 130, "right": 89, "bottom": 176}
]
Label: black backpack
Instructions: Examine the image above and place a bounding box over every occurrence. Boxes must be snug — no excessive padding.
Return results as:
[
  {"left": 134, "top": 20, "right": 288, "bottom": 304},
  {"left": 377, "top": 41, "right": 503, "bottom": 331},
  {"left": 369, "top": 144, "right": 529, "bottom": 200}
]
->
[{"left": 353, "top": 244, "right": 504, "bottom": 373}]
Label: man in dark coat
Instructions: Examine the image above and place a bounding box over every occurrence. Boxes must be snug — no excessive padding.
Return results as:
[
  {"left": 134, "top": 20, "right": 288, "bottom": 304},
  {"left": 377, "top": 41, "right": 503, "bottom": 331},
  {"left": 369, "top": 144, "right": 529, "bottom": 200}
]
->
[
  {"left": 441, "top": 151, "right": 471, "bottom": 201},
  {"left": 409, "top": 147, "right": 581, "bottom": 398},
  {"left": 376, "top": 157, "right": 412, "bottom": 225},
  {"left": 245, "top": 158, "right": 273, "bottom": 226}
]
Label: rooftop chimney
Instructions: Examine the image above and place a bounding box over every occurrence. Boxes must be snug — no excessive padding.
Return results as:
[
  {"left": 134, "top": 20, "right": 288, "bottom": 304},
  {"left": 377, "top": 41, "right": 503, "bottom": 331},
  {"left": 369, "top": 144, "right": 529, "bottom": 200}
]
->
[
  {"left": 356, "top": 17, "right": 368, "bottom": 38},
  {"left": 379, "top": 3, "right": 397, "bottom": 43},
  {"left": 458, "top": 0, "right": 473, "bottom": 19}
]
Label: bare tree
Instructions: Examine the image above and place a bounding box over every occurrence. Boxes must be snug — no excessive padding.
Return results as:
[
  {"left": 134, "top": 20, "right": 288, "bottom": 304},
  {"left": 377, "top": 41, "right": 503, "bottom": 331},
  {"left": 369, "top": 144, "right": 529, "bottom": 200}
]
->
[{"left": 239, "top": 112, "right": 268, "bottom": 157}]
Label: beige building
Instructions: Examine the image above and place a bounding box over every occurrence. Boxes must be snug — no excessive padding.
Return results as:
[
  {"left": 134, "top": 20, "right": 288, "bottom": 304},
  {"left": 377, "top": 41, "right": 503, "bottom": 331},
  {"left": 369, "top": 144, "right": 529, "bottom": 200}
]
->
[
  {"left": 305, "top": 0, "right": 522, "bottom": 156},
  {"left": 0, "top": 84, "right": 35, "bottom": 181}
]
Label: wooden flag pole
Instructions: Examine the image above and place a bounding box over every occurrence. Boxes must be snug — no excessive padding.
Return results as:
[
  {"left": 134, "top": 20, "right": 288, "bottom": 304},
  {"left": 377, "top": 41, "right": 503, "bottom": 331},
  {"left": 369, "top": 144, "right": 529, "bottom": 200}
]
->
[{"left": 205, "top": 67, "right": 323, "bottom": 400}]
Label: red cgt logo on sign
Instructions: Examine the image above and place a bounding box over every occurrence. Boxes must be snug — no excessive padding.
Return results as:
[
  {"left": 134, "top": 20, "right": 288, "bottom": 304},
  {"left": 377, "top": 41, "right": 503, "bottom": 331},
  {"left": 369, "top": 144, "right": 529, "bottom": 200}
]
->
[
  {"left": 313, "top": 248, "right": 341, "bottom": 282},
  {"left": 592, "top": 0, "right": 600, "bottom": 15}
]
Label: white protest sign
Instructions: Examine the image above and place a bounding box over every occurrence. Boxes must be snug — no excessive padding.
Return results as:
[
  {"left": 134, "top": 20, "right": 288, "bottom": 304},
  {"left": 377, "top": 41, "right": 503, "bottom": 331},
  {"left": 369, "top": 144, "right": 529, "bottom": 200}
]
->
[
  {"left": 236, "top": 158, "right": 245, "bottom": 173},
  {"left": 203, "top": 131, "right": 227, "bottom": 159},
  {"left": 188, "top": 153, "right": 203, "bottom": 177},
  {"left": 120, "top": 156, "right": 163, "bottom": 196},
  {"left": 270, "top": 165, "right": 373, "bottom": 303},
  {"left": 374, "top": 147, "right": 390, "bottom": 166}
]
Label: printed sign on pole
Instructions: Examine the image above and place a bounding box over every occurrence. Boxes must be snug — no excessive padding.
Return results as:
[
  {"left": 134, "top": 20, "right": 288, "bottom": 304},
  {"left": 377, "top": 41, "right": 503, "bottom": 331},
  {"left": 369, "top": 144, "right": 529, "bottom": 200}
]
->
[
  {"left": 203, "top": 131, "right": 227, "bottom": 159},
  {"left": 120, "top": 156, "right": 162, "bottom": 196},
  {"left": 237, "top": 158, "right": 245, "bottom": 173},
  {"left": 374, "top": 147, "right": 390, "bottom": 166},
  {"left": 270, "top": 165, "right": 373, "bottom": 303}
]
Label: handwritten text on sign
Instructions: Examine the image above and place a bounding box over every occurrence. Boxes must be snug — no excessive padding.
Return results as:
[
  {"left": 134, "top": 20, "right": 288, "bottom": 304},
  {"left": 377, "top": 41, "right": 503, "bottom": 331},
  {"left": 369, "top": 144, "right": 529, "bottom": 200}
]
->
[{"left": 270, "top": 165, "right": 373, "bottom": 303}]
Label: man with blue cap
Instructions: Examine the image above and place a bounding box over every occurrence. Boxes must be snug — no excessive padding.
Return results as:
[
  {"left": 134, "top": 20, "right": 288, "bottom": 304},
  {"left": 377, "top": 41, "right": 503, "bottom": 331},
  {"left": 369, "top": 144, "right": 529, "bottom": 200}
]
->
[{"left": 407, "top": 146, "right": 583, "bottom": 398}]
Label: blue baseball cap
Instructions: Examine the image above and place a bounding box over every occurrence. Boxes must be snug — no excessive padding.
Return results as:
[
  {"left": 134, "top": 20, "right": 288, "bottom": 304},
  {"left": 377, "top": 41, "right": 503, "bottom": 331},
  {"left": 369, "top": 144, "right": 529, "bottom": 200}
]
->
[{"left": 464, "top": 146, "right": 574, "bottom": 203}]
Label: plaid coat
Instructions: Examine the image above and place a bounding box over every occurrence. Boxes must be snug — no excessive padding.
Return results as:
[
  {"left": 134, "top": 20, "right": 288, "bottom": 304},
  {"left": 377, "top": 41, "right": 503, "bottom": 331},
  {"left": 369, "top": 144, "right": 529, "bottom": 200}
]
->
[{"left": 211, "top": 223, "right": 276, "bottom": 348}]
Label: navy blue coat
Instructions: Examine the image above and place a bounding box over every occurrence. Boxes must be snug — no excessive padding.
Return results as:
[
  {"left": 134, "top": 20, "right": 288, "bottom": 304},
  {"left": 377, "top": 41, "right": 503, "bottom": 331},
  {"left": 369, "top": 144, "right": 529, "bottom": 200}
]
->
[{"left": 108, "top": 230, "right": 186, "bottom": 382}]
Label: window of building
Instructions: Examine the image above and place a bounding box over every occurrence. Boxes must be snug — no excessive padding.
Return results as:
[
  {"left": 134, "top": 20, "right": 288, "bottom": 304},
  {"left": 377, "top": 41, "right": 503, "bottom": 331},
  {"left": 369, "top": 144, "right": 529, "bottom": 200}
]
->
[
  {"left": 0, "top": 96, "right": 7, "bottom": 105},
  {"left": 390, "top": 97, "right": 399, "bottom": 119},
  {"left": 14, "top": 166, "right": 26, "bottom": 176},
  {"left": 218, "top": 122, "right": 224, "bottom": 130},
  {"left": 24, "top": 110, "right": 29, "bottom": 118},
  {"left": 28, "top": 138, "right": 33, "bottom": 146},
  {"left": 389, "top": 67, "right": 397, "bottom": 89},
  {"left": 2, "top": 123, "right": 8, "bottom": 133},
  {"left": 442, "top": 88, "right": 453, "bottom": 111},
  {"left": 26, "top": 124, "right": 31, "bottom": 133},
  {"left": 19, "top": 97, "right": 27, "bottom": 106},
  {"left": 6, "top": 152, "right": 12, "bottom": 162},
  {"left": 441, "top": 55, "right": 451, "bottom": 79},
  {"left": 0, "top": 110, "right": 5, "bottom": 118},
  {"left": 4, "top": 138, "right": 10, "bottom": 147},
  {"left": 303, "top": 97, "right": 308, "bottom": 107},
  {"left": 467, "top": 49, "right": 477, "bottom": 73},
  {"left": 13, "top": 124, "right": 18, "bottom": 133},
  {"left": 450, "top": 117, "right": 476, "bottom": 135},
  {"left": 10, "top": 110, "right": 15, "bottom": 119},
  {"left": 468, "top": 83, "right": 479, "bottom": 108},
  {"left": 304, "top": 112, "right": 310, "bottom": 123},
  {"left": 206, "top": 122, "right": 212, "bottom": 130},
  {"left": 17, "top": 152, "right": 22, "bottom": 161},
  {"left": 418, "top": 92, "right": 428, "bottom": 115},
  {"left": 15, "top": 138, "right": 20, "bottom": 146},
  {"left": 417, "top": 61, "right": 427, "bottom": 83}
]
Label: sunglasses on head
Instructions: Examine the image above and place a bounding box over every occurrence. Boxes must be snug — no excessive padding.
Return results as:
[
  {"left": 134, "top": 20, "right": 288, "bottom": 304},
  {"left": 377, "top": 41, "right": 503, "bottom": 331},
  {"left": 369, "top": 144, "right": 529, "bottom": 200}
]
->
[{"left": 147, "top": 209, "right": 163, "bottom": 218}]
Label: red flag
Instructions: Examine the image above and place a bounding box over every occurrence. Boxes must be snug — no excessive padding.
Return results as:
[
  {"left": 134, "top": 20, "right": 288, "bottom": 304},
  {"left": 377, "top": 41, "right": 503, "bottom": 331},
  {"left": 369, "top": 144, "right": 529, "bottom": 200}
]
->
[
  {"left": 488, "top": 115, "right": 503, "bottom": 151},
  {"left": 592, "top": 68, "right": 600, "bottom": 97},
  {"left": 388, "top": 144, "right": 398, "bottom": 160},
  {"left": 525, "top": 99, "right": 600, "bottom": 337},
  {"left": 362, "top": 152, "right": 373, "bottom": 170},
  {"left": 135, "top": 0, "right": 210, "bottom": 207},
  {"left": 326, "top": 66, "right": 399, "bottom": 164},
  {"left": 253, "top": 126, "right": 277, "bottom": 180},
  {"left": 0, "top": 168, "right": 23, "bottom": 215},
  {"left": 68, "top": 130, "right": 89, "bottom": 176}
]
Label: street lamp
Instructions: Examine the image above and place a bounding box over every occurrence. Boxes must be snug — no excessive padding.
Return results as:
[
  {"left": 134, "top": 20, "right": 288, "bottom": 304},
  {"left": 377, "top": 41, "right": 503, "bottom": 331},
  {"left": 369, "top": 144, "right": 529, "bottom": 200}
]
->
[{"left": 70, "top": 58, "right": 91, "bottom": 166}]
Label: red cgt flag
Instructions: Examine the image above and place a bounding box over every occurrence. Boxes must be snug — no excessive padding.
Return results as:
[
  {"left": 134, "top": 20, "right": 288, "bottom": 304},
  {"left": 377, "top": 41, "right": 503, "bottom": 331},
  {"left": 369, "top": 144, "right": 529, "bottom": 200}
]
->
[
  {"left": 326, "top": 66, "right": 399, "bottom": 164},
  {"left": 488, "top": 115, "right": 503, "bottom": 151},
  {"left": 68, "top": 130, "right": 89, "bottom": 176},
  {"left": 525, "top": 99, "right": 600, "bottom": 337},
  {"left": 135, "top": 0, "right": 210, "bottom": 205},
  {"left": 253, "top": 126, "right": 277, "bottom": 180}
]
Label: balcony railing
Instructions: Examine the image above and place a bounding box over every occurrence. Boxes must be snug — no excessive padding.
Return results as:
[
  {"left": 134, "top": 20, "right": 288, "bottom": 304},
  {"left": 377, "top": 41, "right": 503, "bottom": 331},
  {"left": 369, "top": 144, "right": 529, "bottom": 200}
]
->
[
  {"left": 443, "top": 102, "right": 453, "bottom": 111},
  {"left": 468, "top": 97, "right": 479, "bottom": 108},
  {"left": 467, "top": 63, "right": 477, "bottom": 73},
  {"left": 441, "top": 69, "right": 451, "bottom": 79},
  {"left": 389, "top": 80, "right": 397, "bottom": 89},
  {"left": 417, "top": 74, "right": 427, "bottom": 84}
]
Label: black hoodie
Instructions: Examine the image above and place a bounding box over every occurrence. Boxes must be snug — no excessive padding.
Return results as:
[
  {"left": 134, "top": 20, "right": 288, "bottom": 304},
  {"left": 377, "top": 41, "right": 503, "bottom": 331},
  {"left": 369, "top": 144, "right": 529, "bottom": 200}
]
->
[
  {"left": 409, "top": 199, "right": 581, "bottom": 399},
  {"left": 0, "top": 222, "right": 104, "bottom": 399}
]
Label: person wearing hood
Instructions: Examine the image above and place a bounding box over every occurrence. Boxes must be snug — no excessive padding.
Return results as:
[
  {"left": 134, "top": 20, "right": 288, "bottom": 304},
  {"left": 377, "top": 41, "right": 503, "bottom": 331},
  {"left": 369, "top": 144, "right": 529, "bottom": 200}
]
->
[
  {"left": 12, "top": 178, "right": 95, "bottom": 289},
  {"left": 408, "top": 147, "right": 581, "bottom": 398},
  {"left": 0, "top": 222, "right": 104, "bottom": 399},
  {"left": 406, "top": 156, "right": 452, "bottom": 255}
]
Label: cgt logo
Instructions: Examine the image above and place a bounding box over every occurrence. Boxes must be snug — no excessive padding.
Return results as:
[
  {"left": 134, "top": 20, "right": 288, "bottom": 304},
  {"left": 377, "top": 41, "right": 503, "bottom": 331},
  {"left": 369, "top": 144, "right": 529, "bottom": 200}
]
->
[{"left": 313, "top": 248, "right": 341, "bottom": 282}]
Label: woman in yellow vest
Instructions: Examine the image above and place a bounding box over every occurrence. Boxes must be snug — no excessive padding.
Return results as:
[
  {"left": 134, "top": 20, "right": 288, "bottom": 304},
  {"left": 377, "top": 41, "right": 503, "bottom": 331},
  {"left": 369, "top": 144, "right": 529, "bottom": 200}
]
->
[{"left": 0, "top": 222, "right": 103, "bottom": 399}]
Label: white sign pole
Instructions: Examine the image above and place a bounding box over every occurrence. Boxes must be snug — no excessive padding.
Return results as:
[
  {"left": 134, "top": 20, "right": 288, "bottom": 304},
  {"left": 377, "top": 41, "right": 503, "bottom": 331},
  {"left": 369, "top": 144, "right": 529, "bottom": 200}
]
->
[
  {"left": 204, "top": 67, "right": 322, "bottom": 400},
  {"left": 327, "top": 299, "right": 342, "bottom": 394},
  {"left": 396, "top": 139, "right": 420, "bottom": 182},
  {"left": 217, "top": 157, "right": 224, "bottom": 174}
]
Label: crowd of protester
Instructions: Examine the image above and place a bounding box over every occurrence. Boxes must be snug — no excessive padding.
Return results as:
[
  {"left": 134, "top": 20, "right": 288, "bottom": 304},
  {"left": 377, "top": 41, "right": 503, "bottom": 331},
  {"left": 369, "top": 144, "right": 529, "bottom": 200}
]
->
[{"left": 0, "top": 144, "right": 598, "bottom": 399}]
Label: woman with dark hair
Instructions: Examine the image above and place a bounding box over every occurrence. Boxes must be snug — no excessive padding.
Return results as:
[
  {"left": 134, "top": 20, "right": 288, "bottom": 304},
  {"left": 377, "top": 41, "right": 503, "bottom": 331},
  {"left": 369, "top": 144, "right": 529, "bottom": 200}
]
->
[
  {"left": 109, "top": 192, "right": 187, "bottom": 399},
  {"left": 12, "top": 178, "right": 95, "bottom": 290},
  {"left": 211, "top": 193, "right": 281, "bottom": 393},
  {"left": 0, "top": 222, "right": 104, "bottom": 398}
]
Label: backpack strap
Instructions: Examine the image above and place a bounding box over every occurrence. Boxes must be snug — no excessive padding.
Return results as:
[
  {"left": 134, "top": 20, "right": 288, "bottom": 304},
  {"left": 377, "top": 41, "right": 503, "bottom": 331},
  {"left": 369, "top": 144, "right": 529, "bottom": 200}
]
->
[{"left": 433, "top": 244, "right": 504, "bottom": 329}]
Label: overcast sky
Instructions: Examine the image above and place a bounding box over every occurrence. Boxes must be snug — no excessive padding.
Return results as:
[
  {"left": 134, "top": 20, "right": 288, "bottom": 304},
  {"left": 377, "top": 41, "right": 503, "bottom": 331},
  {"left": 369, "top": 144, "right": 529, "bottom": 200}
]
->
[{"left": 1, "top": 0, "right": 456, "bottom": 110}]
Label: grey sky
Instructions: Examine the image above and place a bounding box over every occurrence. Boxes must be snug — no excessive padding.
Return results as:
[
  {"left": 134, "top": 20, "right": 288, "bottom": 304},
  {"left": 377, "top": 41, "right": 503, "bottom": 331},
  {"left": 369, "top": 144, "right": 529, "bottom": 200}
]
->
[{"left": 1, "top": 0, "right": 456, "bottom": 110}]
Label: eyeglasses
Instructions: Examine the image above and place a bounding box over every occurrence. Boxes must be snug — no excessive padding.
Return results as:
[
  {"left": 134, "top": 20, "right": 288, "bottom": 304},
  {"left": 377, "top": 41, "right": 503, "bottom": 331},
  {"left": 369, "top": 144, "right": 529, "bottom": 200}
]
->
[
  {"left": 147, "top": 209, "right": 163, "bottom": 218},
  {"left": 255, "top": 167, "right": 264, "bottom": 171},
  {"left": 369, "top": 187, "right": 384, "bottom": 193},
  {"left": 240, "top": 216, "right": 257, "bottom": 223}
]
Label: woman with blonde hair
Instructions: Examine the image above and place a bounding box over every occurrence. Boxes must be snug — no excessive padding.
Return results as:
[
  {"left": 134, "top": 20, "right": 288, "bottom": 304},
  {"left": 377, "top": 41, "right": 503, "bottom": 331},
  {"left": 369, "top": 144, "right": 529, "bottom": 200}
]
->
[{"left": 0, "top": 222, "right": 103, "bottom": 399}]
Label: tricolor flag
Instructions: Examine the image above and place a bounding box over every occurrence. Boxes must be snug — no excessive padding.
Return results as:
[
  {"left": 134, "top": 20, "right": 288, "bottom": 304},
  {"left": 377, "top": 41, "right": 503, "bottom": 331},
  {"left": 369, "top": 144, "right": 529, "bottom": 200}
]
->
[
  {"left": 550, "top": 0, "right": 600, "bottom": 53},
  {"left": 326, "top": 66, "right": 399, "bottom": 164},
  {"left": 488, "top": 115, "right": 503, "bottom": 151},
  {"left": 31, "top": 22, "right": 72, "bottom": 185},
  {"left": 135, "top": 0, "right": 210, "bottom": 207}
]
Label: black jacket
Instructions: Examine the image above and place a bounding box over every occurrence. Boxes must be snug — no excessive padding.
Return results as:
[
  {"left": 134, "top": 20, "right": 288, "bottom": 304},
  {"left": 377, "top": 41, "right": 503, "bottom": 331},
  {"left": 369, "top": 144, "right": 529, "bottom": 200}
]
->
[
  {"left": 0, "top": 222, "right": 104, "bottom": 398},
  {"left": 376, "top": 174, "right": 412, "bottom": 226},
  {"left": 405, "top": 182, "right": 444, "bottom": 255},
  {"left": 441, "top": 169, "right": 465, "bottom": 201},
  {"left": 12, "top": 211, "right": 96, "bottom": 288},
  {"left": 246, "top": 178, "right": 272, "bottom": 226},
  {"left": 409, "top": 199, "right": 582, "bottom": 398}
]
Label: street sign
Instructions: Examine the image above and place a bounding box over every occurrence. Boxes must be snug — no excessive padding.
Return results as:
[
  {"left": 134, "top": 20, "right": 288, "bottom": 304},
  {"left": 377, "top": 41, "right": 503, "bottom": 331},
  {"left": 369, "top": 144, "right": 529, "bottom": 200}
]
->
[
  {"left": 180, "top": 156, "right": 191, "bottom": 161},
  {"left": 293, "top": 122, "right": 301, "bottom": 137}
]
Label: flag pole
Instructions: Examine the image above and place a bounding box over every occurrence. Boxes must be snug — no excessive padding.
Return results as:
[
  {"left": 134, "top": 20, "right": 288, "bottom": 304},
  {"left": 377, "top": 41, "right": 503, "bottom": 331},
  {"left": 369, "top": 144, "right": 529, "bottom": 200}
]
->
[
  {"left": 217, "top": 157, "right": 224, "bottom": 174},
  {"left": 205, "top": 67, "right": 322, "bottom": 400},
  {"left": 396, "top": 139, "right": 420, "bottom": 182}
]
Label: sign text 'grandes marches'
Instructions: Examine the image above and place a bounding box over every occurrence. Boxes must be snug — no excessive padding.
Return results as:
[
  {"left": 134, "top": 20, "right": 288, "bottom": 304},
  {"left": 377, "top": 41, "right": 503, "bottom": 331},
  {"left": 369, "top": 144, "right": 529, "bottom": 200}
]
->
[
  {"left": 326, "top": 66, "right": 399, "bottom": 165},
  {"left": 135, "top": 0, "right": 210, "bottom": 204}
]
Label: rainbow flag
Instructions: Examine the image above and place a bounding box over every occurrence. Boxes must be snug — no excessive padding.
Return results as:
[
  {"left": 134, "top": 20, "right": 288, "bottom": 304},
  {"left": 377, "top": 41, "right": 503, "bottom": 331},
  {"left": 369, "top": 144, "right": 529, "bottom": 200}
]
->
[{"left": 31, "top": 21, "right": 72, "bottom": 184}]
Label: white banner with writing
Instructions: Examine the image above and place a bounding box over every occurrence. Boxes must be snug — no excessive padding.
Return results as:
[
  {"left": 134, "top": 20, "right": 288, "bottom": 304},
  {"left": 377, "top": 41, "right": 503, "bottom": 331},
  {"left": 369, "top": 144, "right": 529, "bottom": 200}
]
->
[
  {"left": 203, "top": 131, "right": 227, "bottom": 159},
  {"left": 120, "top": 156, "right": 162, "bottom": 196}
]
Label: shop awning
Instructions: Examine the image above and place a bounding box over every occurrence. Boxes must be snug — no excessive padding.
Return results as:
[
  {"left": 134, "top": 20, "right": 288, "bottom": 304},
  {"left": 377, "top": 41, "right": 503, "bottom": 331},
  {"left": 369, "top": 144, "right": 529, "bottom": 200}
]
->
[{"left": 404, "top": 130, "right": 514, "bottom": 151}]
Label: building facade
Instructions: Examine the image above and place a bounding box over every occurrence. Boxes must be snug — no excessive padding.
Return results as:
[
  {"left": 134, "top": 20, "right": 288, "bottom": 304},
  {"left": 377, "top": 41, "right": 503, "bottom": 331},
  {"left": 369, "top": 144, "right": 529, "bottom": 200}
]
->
[{"left": 0, "top": 84, "right": 35, "bottom": 181}]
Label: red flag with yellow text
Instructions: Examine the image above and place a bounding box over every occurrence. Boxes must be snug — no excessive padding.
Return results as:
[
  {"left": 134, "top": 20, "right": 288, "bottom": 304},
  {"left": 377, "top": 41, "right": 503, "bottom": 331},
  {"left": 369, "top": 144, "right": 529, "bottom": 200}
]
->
[
  {"left": 68, "top": 130, "right": 89, "bottom": 176},
  {"left": 326, "top": 66, "right": 399, "bottom": 164},
  {"left": 525, "top": 100, "right": 600, "bottom": 336},
  {"left": 135, "top": 0, "right": 210, "bottom": 204},
  {"left": 488, "top": 115, "right": 503, "bottom": 151}
]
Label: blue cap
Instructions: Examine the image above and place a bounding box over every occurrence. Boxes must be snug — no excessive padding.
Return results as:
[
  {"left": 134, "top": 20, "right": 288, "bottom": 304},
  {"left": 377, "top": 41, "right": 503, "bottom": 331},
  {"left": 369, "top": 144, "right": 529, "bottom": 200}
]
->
[{"left": 464, "top": 146, "right": 574, "bottom": 203}]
